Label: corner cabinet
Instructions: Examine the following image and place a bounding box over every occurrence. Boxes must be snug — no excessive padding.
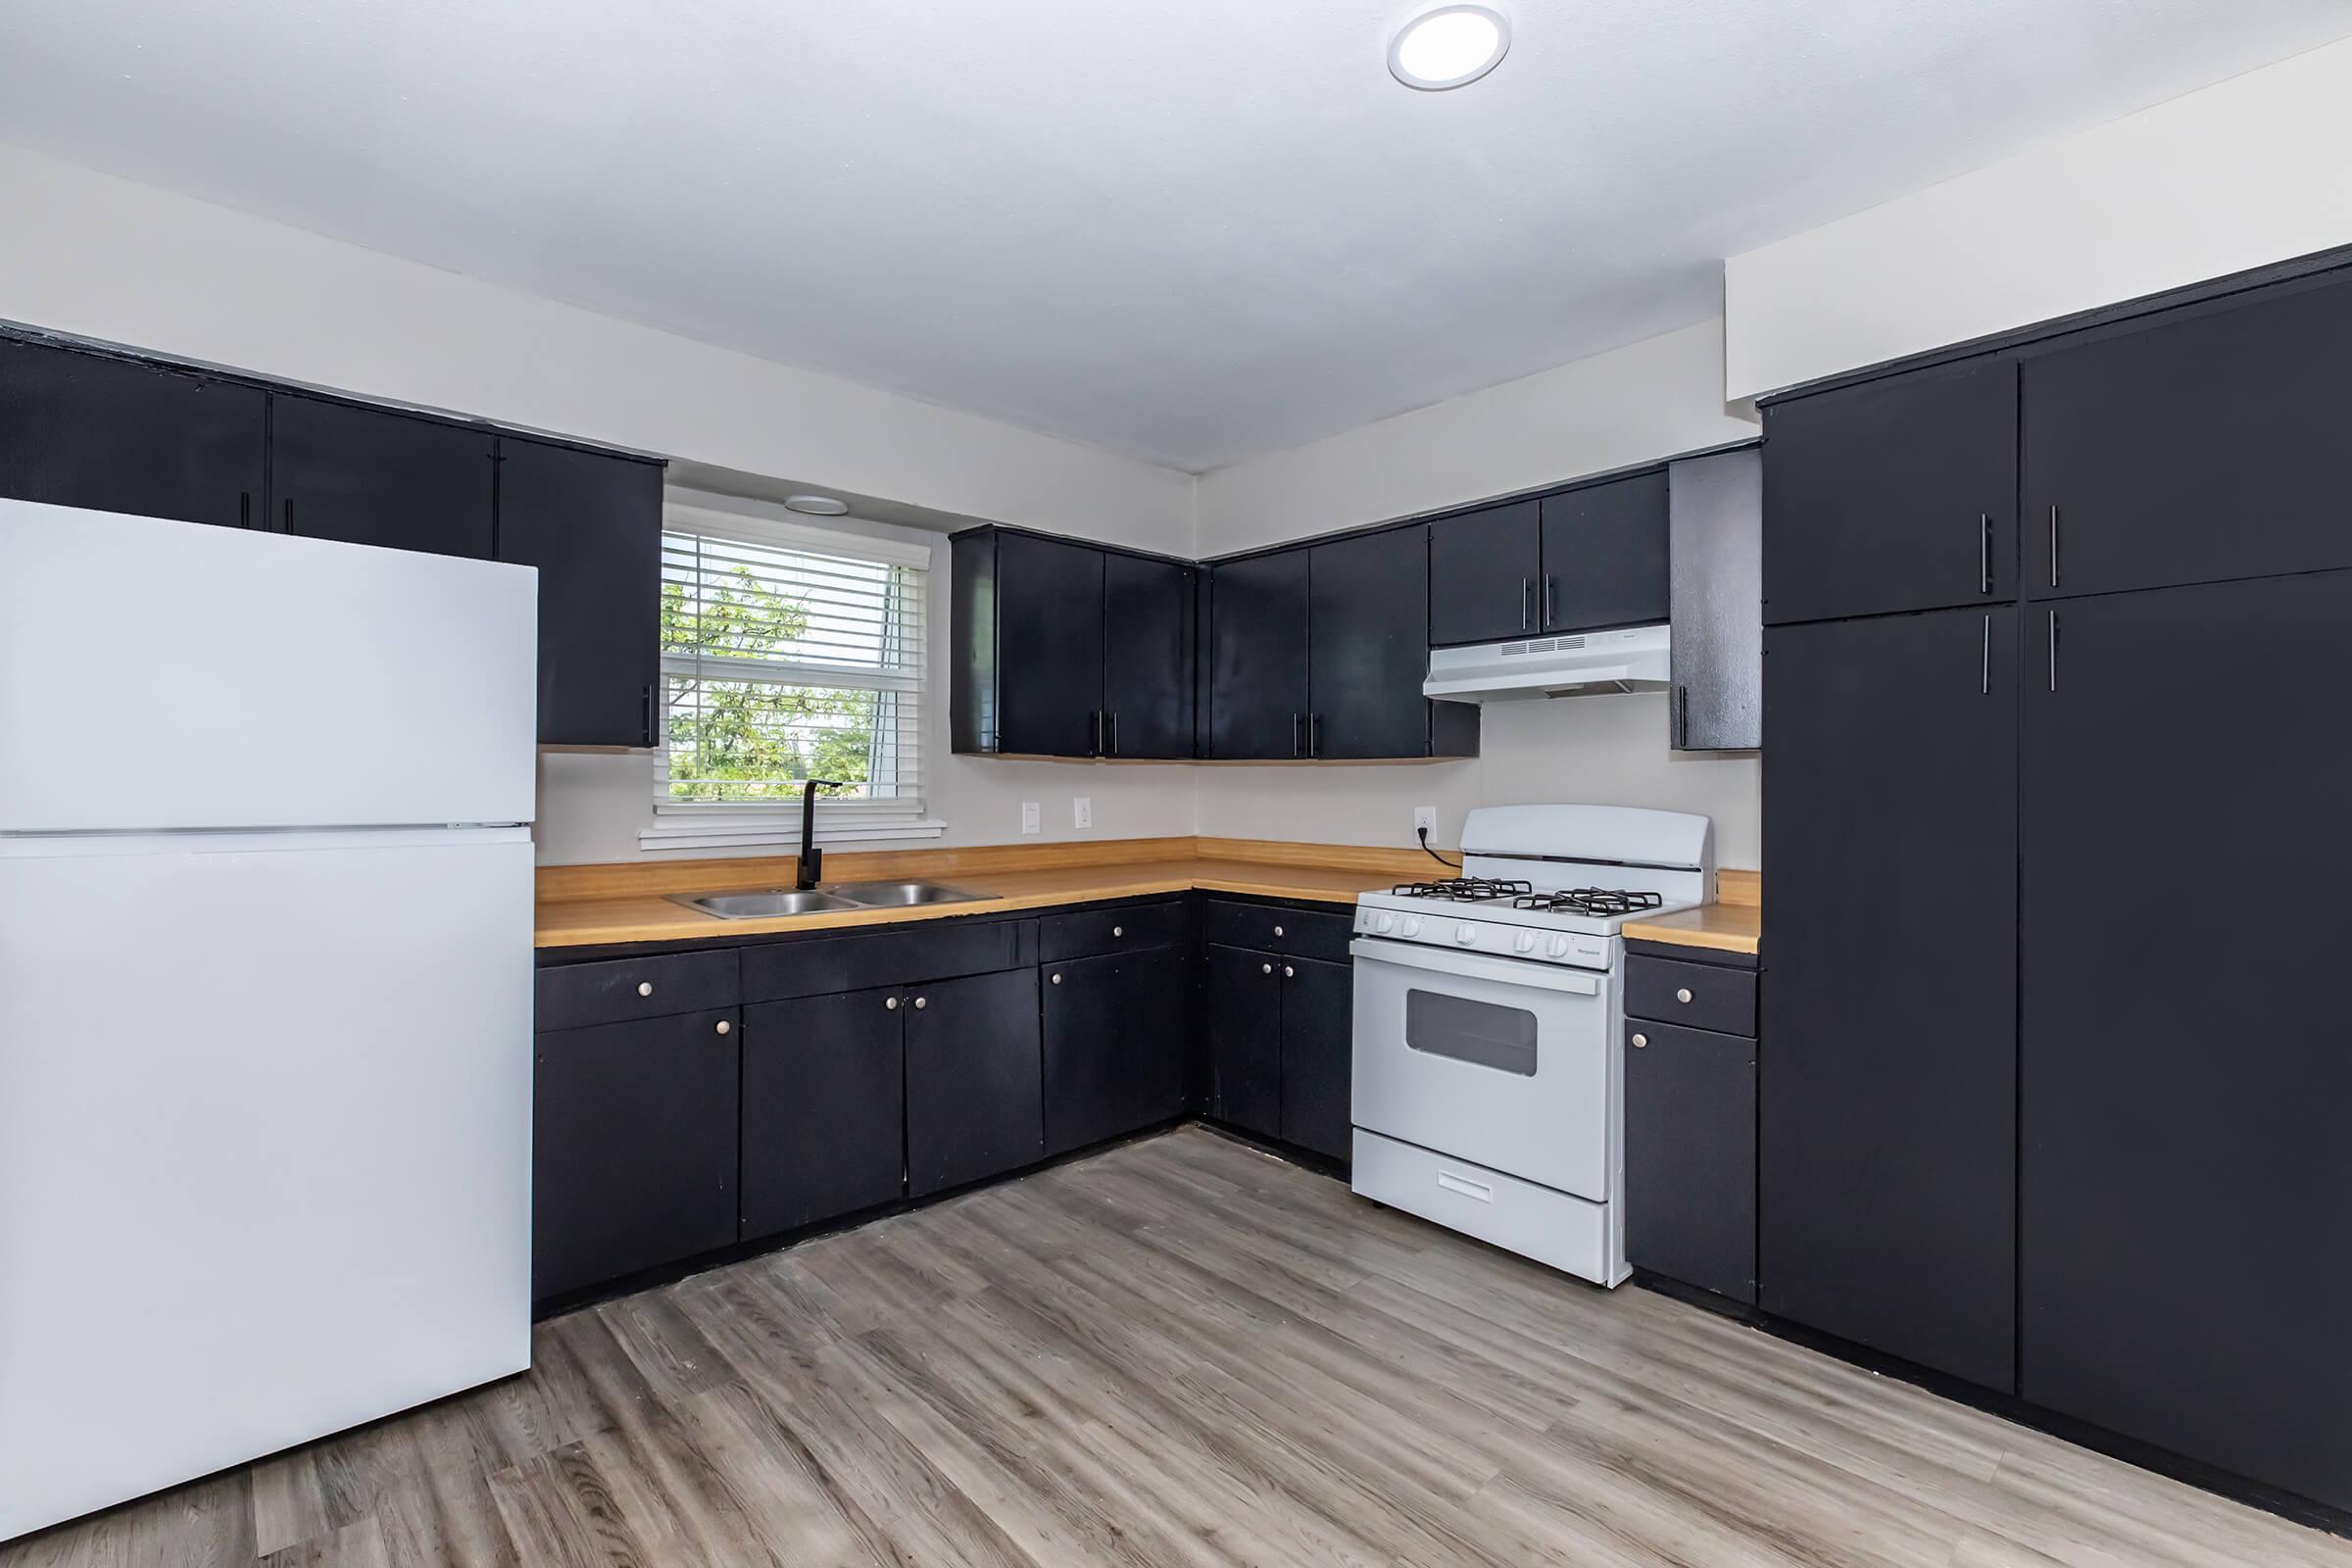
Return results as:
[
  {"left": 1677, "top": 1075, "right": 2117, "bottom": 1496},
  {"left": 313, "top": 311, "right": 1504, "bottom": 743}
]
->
[
  {"left": 1200, "top": 898, "right": 1355, "bottom": 1162},
  {"left": 951, "top": 525, "right": 1197, "bottom": 759}
]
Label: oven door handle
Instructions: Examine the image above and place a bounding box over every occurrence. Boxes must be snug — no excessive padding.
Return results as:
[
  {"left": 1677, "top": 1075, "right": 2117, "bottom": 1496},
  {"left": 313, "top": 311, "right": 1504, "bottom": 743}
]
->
[{"left": 1350, "top": 938, "right": 1603, "bottom": 996}]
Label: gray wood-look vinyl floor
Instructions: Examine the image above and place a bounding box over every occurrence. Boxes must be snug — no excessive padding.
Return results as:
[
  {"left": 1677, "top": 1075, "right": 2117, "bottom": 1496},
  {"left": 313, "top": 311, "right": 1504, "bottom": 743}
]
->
[{"left": 8, "top": 1125, "right": 2347, "bottom": 1568}]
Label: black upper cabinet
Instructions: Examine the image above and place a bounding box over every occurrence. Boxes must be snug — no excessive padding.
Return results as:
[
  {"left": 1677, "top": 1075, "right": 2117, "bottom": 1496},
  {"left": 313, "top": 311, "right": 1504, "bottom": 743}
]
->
[
  {"left": 1428, "top": 499, "right": 1543, "bottom": 646},
  {"left": 2021, "top": 571, "right": 2352, "bottom": 1512},
  {"left": 1206, "top": 548, "right": 1312, "bottom": 760},
  {"left": 271, "top": 394, "right": 495, "bottom": 559},
  {"left": 1763, "top": 359, "right": 2017, "bottom": 625},
  {"left": 994, "top": 531, "right": 1105, "bottom": 758},
  {"left": 496, "top": 437, "right": 664, "bottom": 748},
  {"left": 1540, "top": 470, "right": 1670, "bottom": 633},
  {"left": 1307, "top": 526, "right": 1432, "bottom": 760},
  {"left": 0, "top": 336, "right": 264, "bottom": 528},
  {"left": 740, "top": 987, "right": 906, "bottom": 1239},
  {"left": 2025, "top": 273, "right": 2352, "bottom": 602},
  {"left": 1760, "top": 605, "right": 2018, "bottom": 1392},
  {"left": 905, "top": 966, "right": 1044, "bottom": 1198},
  {"left": 1101, "top": 552, "right": 1196, "bottom": 759},
  {"left": 1276, "top": 955, "right": 1351, "bottom": 1161}
]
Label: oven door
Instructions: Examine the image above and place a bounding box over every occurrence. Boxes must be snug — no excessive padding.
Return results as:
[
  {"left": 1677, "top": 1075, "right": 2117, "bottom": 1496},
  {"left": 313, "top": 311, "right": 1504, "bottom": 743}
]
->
[{"left": 1350, "top": 937, "right": 1615, "bottom": 1201}]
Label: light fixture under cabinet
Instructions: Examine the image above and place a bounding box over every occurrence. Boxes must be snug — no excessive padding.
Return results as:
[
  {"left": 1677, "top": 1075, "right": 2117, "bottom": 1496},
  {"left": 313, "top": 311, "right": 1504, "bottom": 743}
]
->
[{"left": 1389, "top": 3, "right": 1511, "bottom": 91}]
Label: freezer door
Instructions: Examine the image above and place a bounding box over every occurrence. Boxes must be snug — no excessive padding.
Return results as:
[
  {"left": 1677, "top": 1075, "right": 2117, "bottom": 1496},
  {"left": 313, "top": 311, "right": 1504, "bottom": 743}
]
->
[
  {"left": 0, "top": 499, "right": 535, "bottom": 831},
  {"left": 0, "top": 828, "right": 532, "bottom": 1542}
]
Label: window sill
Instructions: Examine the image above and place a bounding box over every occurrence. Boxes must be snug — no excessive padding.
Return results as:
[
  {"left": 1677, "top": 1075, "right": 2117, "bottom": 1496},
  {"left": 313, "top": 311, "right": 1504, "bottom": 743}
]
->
[{"left": 636, "top": 815, "right": 948, "bottom": 854}]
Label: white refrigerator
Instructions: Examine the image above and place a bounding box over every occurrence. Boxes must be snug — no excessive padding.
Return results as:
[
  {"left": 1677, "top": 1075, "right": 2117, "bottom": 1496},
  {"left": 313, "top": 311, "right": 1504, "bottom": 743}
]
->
[{"left": 0, "top": 499, "right": 537, "bottom": 1542}]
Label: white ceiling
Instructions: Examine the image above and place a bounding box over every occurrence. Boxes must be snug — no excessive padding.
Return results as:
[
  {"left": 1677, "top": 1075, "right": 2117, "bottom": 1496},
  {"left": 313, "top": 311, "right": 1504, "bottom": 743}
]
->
[{"left": 4, "top": 2, "right": 2348, "bottom": 473}]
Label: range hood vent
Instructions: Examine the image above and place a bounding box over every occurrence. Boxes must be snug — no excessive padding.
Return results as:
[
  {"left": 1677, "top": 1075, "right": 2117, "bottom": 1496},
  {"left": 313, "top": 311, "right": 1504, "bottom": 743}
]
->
[{"left": 1423, "top": 623, "right": 1672, "bottom": 703}]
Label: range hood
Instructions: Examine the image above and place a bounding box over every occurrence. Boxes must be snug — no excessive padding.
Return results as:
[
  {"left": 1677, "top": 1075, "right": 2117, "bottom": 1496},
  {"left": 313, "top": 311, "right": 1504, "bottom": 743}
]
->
[{"left": 1422, "top": 623, "right": 1671, "bottom": 703}]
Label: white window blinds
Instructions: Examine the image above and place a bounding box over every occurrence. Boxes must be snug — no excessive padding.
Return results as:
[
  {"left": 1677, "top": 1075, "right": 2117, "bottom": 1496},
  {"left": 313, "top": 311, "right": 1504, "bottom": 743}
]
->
[{"left": 657, "top": 508, "right": 929, "bottom": 828}]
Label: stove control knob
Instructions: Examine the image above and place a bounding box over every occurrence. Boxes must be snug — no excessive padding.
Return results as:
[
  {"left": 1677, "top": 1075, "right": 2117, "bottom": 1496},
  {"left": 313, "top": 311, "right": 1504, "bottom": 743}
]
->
[
  {"left": 1454, "top": 924, "right": 1479, "bottom": 945},
  {"left": 1401, "top": 915, "right": 1423, "bottom": 937},
  {"left": 1513, "top": 931, "right": 1536, "bottom": 954},
  {"left": 1375, "top": 912, "right": 1396, "bottom": 934},
  {"left": 1546, "top": 936, "right": 1570, "bottom": 958}
]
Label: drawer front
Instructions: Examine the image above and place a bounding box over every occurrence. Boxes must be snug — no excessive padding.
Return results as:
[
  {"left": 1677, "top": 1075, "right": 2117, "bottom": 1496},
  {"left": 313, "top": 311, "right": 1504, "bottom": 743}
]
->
[
  {"left": 1039, "top": 899, "right": 1189, "bottom": 963},
  {"left": 1204, "top": 899, "right": 1354, "bottom": 963},
  {"left": 1627, "top": 954, "right": 1756, "bottom": 1037},
  {"left": 536, "top": 949, "right": 740, "bottom": 1032},
  {"left": 1350, "top": 1128, "right": 1614, "bottom": 1285},
  {"left": 742, "top": 916, "right": 1037, "bottom": 1004}
]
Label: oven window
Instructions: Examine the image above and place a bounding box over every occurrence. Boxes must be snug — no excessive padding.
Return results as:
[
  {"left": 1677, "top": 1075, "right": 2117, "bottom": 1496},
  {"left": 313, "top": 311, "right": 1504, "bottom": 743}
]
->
[{"left": 1404, "top": 989, "right": 1539, "bottom": 1076}]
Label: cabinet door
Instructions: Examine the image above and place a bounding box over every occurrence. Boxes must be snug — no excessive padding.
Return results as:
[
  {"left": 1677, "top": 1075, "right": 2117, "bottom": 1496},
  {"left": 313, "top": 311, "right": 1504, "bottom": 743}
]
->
[
  {"left": 740, "top": 988, "right": 905, "bottom": 1239},
  {"left": 1202, "top": 943, "right": 1282, "bottom": 1138},
  {"left": 533, "top": 1009, "right": 739, "bottom": 1301},
  {"left": 995, "top": 531, "right": 1104, "bottom": 757},
  {"left": 905, "top": 967, "right": 1043, "bottom": 1198},
  {"left": 496, "top": 437, "right": 662, "bottom": 747},
  {"left": 1277, "top": 955, "right": 1352, "bottom": 1161},
  {"left": 1625, "top": 1019, "right": 1755, "bottom": 1302},
  {"left": 1206, "top": 549, "right": 1311, "bottom": 760},
  {"left": 1101, "top": 553, "right": 1195, "bottom": 759},
  {"left": 1429, "top": 499, "right": 1542, "bottom": 646},
  {"left": 1308, "top": 526, "right": 1430, "bottom": 760},
  {"left": 1667, "top": 449, "right": 1762, "bottom": 750},
  {"left": 2025, "top": 274, "right": 2352, "bottom": 602},
  {"left": 1763, "top": 359, "right": 2016, "bottom": 625},
  {"left": 1541, "top": 470, "right": 1669, "bottom": 633},
  {"left": 0, "top": 337, "right": 264, "bottom": 528},
  {"left": 1043, "top": 950, "right": 1189, "bottom": 1156},
  {"left": 2021, "top": 571, "right": 2352, "bottom": 1511},
  {"left": 1760, "top": 606, "right": 2017, "bottom": 1390},
  {"left": 270, "top": 394, "right": 495, "bottom": 559}
]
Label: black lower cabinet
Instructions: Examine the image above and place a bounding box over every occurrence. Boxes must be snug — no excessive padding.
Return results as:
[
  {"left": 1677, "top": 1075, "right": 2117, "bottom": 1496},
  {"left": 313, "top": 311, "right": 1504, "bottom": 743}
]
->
[
  {"left": 1625, "top": 1018, "right": 1755, "bottom": 1302},
  {"left": 906, "top": 967, "right": 1044, "bottom": 1198},
  {"left": 2020, "top": 570, "right": 2352, "bottom": 1511},
  {"left": 740, "top": 987, "right": 906, "bottom": 1239},
  {"left": 533, "top": 1008, "right": 740, "bottom": 1301},
  {"left": 1043, "top": 950, "right": 1189, "bottom": 1156},
  {"left": 1760, "top": 605, "right": 2018, "bottom": 1391},
  {"left": 1204, "top": 943, "right": 1283, "bottom": 1139},
  {"left": 1276, "top": 956, "right": 1351, "bottom": 1161}
]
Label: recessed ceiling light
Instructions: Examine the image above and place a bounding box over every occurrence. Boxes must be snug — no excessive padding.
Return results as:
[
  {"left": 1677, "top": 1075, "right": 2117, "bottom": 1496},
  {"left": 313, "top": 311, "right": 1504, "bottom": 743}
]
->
[
  {"left": 783, "top": 494, "right": 850, "bottom": 515},
  {"left": 1388, "top": 3, "right": 1510, "bottom": 91}
]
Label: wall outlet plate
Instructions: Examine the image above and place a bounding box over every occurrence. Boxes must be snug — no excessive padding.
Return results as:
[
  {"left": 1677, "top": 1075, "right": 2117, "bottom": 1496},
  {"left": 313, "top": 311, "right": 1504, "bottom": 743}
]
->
[
  {"left": 1414, "top": 806, "right": 1438, "bottom": 840},
  {"left": 1020, "top": 802, "right": 1041, "bottom": 835},
  {"left": 1073, "top": 796, "right": 1094, "bottom": 830}
]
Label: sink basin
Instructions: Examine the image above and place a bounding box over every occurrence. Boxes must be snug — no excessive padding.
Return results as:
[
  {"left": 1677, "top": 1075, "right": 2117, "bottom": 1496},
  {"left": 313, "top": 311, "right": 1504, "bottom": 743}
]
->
[
  {"left": 822, "top": 880, "right": 989, "bottom": 907},
  {"left": 667, "top": 889, "right": 867, "bottom": 919}
]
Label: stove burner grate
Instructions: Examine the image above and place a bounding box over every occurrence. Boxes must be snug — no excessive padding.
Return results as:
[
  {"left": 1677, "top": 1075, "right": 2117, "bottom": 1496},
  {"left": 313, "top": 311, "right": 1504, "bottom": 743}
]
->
[
  {"left": 1389, "top": 877, "right": 1535, "bottom": 903},
  {"left": 1511, "top": 888, "right": 1665, "bottom": 917}
]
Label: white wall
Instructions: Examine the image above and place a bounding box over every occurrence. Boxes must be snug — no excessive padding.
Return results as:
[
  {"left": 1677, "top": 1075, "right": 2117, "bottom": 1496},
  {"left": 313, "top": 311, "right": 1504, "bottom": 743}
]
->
[
  {"left": 0, "top": 144, "right": 1193, "bottom": 554},
  {"left": 535, "top": 491, "right": 1199, "bottom": 865},
  {"left": 1193, "top": 321, "right": 1764, "bottom": 868},
  {"left": 1195, "top": 320, "right": 1754, "bottom": 556},
  {"left": 1724, "top": 36, "right": 2352, "bottom": 400}
]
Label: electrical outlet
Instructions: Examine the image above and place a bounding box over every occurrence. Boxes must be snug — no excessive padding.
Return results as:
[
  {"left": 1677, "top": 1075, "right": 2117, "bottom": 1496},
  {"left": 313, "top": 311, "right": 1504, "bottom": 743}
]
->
[
  {"left": 1020, "top": 801, "right": 1040, "bottom": 835},
  {"left": 1414, "top": 806, "right": 1438, "bottom": 840},
  {"left": 1073, "top": 796, "right": 1094, "bottom": 830}
]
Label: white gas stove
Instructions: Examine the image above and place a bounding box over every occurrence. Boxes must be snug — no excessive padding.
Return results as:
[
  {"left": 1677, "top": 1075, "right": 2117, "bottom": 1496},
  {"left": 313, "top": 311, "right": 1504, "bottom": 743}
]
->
[{"left": 1348, "top": 804, "right": 1714, "bottom": 1286}]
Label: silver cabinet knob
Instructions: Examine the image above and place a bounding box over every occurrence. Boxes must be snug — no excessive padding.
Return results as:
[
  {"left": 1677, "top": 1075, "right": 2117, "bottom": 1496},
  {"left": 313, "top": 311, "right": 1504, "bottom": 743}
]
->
[
  {"left": 714, "top": 1019, "right": 731, "bottom": 1036},
  {"left": 1051, "top": 972, "right": 1062, "bottom": 985},
  {"left": 1261, "top": 962, "right": 1273, "bottom": 974},
  {"left": 1273, "top": 925, "right": 1285, "bottom": 937},
  {"left": 1112, "top": 924, "right": 1124, "bottom": 937},
  {"left": 886, "top": 996, "right": 900, "bottom": 1011},
  {"left": 1632, "top": 1033, "right": 1648, "bottom": 1049},
  {"left": 1676, "top": 988, "right": 1693, "bottom": 1004},
  {"left": 913, "top": 996, "right": 927, "bottom": 1010},
  {"left": 1283, "top": 965, "right": 1295, "bottom": 978},
  {"left": 637, "top": 981, "right": 654, "bottom": 997}
]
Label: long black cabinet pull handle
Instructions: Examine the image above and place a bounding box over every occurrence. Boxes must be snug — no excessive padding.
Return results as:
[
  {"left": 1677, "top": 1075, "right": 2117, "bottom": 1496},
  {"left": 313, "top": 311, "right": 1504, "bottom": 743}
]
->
[
  {"left": 1309, "top": 713, "right": 1321, "bottom": 759},
  {"left": 282, "top": 498, "right": 295, "bottom": 534},
  {"left": 1676, "top": 686, "right": 1690, "bottom": 748},
  {"left": 1292, "top": 712, "right": 1303, "bottom": 758},
  {"left": 238, "top": 492, "right": 251, "bottom": 529},
  {"left": 1108, "top": 711, "right": 1119, "bottom": 756},
  {"left": 2047, "top": 611, "right": 2059, "bottom": 692},
  {"left": 2049, "top": 505, "right": 2060, "bottom": 588},
  {"left": 1092, "top": 710, "right": 1103, "bottom": 757},
  {"left": 1980, "top": 514, "right": 1991, "bottom": 595},
  {"left": 1544, "top": 575, "right": 1556, "bottom": 628},
  {"left": 641, "top": 684, "right": 657, "bottom": 746},
  {"left": 1521, "top": 576, "right": 1532, "bottom": 631},
  {"left": 1981, "top": 615, "right": 1990, "bottom": 695}
]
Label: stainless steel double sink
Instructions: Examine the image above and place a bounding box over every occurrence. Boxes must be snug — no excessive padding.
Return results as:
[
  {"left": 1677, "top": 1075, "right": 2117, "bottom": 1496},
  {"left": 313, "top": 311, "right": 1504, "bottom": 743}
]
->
[{"left": 667, "top": 880, "right": 988, "bottom": 920}]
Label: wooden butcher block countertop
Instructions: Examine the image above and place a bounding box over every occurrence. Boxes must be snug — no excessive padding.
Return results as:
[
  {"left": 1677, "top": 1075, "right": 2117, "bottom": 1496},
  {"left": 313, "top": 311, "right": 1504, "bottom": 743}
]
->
[
  {"left": 1622, "top": 868, "right": 1762, "bottom": 956},
  {"left": 537, "top": 835, "right": 1764, "bottom": 955}
]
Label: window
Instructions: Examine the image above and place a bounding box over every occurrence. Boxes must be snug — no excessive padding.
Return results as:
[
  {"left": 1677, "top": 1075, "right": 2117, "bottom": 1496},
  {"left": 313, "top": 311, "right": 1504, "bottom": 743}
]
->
[{"left": 648, "top": 504, "right": 936, "bottom": 849}]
